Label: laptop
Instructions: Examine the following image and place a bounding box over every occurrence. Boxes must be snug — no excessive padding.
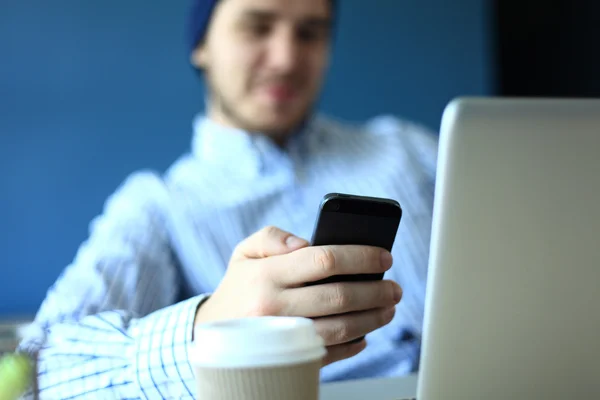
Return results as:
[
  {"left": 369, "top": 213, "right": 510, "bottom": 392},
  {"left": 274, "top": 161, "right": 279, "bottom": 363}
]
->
[{"left": 416, "top": 98, "right": 600, "bottom": 399}]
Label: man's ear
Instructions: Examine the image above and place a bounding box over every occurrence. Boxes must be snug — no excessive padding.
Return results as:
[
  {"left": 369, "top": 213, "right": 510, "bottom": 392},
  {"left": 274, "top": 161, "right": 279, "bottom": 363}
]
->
[{"left": 190, "top": 45, "right": 208, "bottom": 69}]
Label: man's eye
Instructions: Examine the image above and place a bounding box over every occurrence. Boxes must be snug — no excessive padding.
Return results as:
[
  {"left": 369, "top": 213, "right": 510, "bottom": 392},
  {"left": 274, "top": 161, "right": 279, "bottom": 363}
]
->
[
  {"left": 246, "top": 23, "right": 271, "bottom": 38},
  {"left": 297, "top": 27, "right": 326, "bottom": 43}
]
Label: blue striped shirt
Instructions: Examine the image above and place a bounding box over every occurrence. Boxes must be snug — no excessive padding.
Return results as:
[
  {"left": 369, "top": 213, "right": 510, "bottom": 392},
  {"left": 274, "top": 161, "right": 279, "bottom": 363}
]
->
[{"left": 19, "top": 113, "right": 438, "bottom": 399}]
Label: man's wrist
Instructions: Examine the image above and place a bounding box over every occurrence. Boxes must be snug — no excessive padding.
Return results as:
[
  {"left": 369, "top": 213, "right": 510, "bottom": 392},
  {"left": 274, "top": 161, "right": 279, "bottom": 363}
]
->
[{"left": 192, "top": 294, "right": 213, "bottom": 339}]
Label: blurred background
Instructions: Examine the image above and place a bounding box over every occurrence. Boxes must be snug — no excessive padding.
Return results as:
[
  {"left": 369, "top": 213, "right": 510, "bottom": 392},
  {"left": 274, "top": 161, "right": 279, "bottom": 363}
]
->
[{"left": 0, "top": 0, "right": 598, "bottom": 323}]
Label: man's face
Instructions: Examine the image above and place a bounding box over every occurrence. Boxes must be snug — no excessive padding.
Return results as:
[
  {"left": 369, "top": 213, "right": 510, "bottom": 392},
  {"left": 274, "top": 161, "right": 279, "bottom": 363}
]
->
[{"left": 192, "top": 0, "right": 332, "bottom": 138}]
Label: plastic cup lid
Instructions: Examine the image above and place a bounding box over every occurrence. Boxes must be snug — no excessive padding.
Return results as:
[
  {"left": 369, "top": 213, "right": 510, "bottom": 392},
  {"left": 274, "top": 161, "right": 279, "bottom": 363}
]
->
[{"left": 191, "top": 316, "right": 326, "bottom": 368}]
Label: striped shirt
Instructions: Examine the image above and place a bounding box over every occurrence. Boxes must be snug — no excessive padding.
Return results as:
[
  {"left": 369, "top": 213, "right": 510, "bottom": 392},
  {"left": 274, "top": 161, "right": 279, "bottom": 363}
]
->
[{"left": 19, "top": 113, "right": 438, "bottom": 399}]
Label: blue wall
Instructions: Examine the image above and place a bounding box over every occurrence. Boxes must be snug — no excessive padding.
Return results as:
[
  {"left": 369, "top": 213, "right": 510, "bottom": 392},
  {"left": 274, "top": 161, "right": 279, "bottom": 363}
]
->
[{"left": 0, "top": 0, "right": 492, "bottom": 317}]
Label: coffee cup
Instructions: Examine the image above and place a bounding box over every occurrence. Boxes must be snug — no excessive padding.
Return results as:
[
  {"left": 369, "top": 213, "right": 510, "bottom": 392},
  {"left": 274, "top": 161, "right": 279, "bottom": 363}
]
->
[{"left": 191, "top": 316, "right": 326, "bottom": 400}]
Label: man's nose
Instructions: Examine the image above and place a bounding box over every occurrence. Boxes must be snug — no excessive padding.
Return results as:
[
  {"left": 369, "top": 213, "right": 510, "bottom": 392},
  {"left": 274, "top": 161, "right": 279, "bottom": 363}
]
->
[{"left": 266, "top": 29, "right": 300, "bottom": 73}]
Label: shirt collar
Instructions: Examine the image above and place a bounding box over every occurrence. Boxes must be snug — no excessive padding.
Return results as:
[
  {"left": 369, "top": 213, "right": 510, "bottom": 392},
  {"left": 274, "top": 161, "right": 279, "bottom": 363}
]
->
[{"left": 191, "top": 114, "right": 323, "bottom": 178}]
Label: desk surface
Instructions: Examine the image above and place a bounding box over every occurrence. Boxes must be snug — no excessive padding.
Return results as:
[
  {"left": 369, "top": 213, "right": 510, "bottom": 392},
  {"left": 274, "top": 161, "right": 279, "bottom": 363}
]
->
[{"left": 321, "top": 374, "right": 418, "bottom": 400}]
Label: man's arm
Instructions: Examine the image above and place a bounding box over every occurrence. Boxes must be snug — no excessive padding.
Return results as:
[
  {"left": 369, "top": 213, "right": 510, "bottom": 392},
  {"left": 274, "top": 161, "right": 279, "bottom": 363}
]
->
[
  {"left": 29, "top": 172, "right": 179, "bottom": 328},
  {"left": 29, "top": 296, "right": 207, "bottom": 399},
  {"left": 19, "top": 171, "right": 204, "bottom": 398}
]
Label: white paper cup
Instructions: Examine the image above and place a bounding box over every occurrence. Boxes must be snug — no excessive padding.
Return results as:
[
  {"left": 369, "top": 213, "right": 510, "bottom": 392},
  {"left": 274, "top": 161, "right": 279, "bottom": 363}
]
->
[{"left": 191, "top": 316, "right": 326, "bottom": 400}]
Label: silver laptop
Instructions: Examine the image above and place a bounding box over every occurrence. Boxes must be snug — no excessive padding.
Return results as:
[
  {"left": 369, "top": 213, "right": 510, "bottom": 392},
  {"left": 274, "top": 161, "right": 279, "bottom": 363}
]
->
[{"left": 417, "top": 98, "right": 600, "bottom": 399}]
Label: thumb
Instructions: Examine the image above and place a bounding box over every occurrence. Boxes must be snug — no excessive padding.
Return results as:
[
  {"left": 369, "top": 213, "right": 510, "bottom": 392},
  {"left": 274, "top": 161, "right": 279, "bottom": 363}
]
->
[{"left": 233, "top": 226, "right": 309, "bottom": 260}]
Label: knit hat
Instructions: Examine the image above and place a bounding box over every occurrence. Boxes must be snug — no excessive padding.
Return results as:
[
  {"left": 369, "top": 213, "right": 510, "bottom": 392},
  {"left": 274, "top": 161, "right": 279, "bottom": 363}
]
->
[{"left": 187, "top": 0, "right": 337, "bottom": 54}]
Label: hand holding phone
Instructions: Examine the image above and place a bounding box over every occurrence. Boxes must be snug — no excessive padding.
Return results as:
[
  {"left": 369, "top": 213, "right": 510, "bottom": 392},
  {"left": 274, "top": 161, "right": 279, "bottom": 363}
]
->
[{"left": 197, "top": 229, "right": 401, "bottom": 364}]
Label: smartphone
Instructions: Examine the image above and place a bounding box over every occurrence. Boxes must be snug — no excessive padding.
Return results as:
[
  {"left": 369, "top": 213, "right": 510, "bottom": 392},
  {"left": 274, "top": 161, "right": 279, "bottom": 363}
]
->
[{"left": 309, "top": 193, "right": 402, "bottom": 285}]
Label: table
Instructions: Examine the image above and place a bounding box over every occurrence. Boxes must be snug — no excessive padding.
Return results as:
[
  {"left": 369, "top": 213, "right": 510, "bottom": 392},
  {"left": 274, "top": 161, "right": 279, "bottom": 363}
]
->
[{"left": 321, "top": 374, "right": 418, "bottom": 400}]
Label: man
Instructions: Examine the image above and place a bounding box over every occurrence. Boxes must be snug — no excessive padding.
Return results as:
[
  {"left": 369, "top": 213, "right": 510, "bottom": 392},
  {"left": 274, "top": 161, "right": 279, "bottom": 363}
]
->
[{"left": 20, "top": 0, "right": 438, "bottom": 398}]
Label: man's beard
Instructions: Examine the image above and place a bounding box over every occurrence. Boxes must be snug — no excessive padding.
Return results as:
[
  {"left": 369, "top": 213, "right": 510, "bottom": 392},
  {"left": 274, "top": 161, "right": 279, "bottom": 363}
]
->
[{"left": 205, "top": 73, "right": 314, "bottom": 140}]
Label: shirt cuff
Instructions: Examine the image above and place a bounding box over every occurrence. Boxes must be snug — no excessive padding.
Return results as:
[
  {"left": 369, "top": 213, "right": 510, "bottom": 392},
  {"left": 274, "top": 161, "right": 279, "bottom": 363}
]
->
[{"left": 132, "top": 294, "right": 209, "bottom": 399}]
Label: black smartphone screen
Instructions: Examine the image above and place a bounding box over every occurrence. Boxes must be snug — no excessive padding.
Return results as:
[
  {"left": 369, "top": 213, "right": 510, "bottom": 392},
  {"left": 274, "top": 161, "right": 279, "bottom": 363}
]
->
[{"left": 309, "top": 193, "right": 402, "bottom": 284}]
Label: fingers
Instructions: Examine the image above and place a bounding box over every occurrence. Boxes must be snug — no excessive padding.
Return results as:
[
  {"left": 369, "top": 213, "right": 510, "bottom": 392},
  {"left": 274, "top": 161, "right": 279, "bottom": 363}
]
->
[
  {"left": 313, "top": 306, "right": 396, "bottom": 347},
  {"left": 282, "top": 280, "right": 402, "bottom": 317},
  {"left": 272, "top": 245, "right": 393, "bottom": 286},
  {"left": 232, "top": 226, "right": 308, "bottom": 261},
  {"left": 322, "top": 339, "right": 367, "bottom": 366}
]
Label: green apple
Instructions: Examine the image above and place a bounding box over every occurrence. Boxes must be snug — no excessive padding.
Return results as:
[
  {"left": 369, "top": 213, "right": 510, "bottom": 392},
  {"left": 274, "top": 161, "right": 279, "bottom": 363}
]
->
[{"left": 0, "top": 353, "right": 33, "bottom": 400}]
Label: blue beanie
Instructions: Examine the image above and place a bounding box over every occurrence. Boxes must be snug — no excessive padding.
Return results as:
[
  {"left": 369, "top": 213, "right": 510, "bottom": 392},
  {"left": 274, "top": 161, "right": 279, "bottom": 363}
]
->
[
  {"left": 187, "top": 0, "right": 337, "bottom": 54},
  {"left": 187, "top": 0, "right": 220, "bottom": 54}
]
